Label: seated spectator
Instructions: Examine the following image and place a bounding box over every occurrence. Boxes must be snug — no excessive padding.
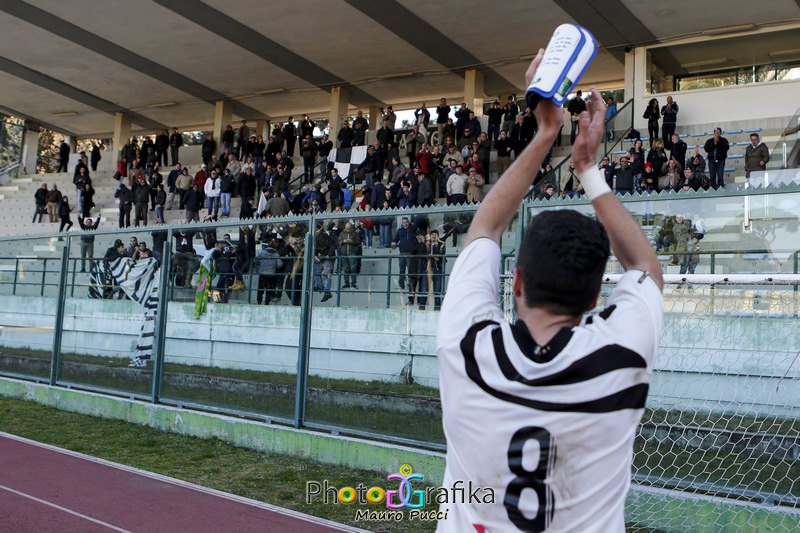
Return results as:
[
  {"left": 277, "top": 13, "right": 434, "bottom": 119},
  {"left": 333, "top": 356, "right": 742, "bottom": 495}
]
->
[
  {"left": 615, "top": 156, "right": 635, "bottom": 195},
  {"left": 660, "top": 157, "right": 683, "bottom": 192}
]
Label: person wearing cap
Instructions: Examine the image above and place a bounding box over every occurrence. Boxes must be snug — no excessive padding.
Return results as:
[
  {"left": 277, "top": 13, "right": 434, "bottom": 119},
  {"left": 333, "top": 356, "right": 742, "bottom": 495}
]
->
[{"left": 466, "top": 167, "right": 485, "bottom": 204}]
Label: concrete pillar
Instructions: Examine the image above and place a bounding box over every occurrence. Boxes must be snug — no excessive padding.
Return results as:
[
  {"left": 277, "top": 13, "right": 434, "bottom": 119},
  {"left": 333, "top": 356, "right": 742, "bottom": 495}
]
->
[
  {"left": 213, "top": 100, "right": 233, "bottom": 154},
  {"left": 255, "top": 119, "right": 269, "bottom": 139},
  {"left": 328, "top": 87, "right": 350, "bottom": 139},
  {"left": 112, "top": 112, "right": 132, "bottom": 163},
  {"left": 624, "top": 49, "right": 635, "bottom": 107},
  {"left": 367, "top": 105, "right": 381, "bottom": 145},
  {"left": 632, "top": 47, "right": 649, "bottom": 130},
  {"left": 21, "top": 123, "right": 39, "bottom": 175},
  {"left": 464, "top": 70, "right": 485, "bottom": 113}
]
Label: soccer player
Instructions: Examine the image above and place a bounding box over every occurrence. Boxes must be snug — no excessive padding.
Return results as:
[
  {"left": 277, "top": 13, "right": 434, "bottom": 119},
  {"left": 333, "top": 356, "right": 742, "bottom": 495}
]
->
[{"left": 436, "top": 50, "right": 664, "bottom": 532}]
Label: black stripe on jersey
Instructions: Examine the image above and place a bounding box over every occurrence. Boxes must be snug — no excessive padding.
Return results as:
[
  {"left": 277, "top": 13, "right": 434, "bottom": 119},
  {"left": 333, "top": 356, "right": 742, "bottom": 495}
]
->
[
  {"left": 460, "top": 320, "right": 649, "bottom": 413},
  {"left": 491, "top": 327, "right": 647, "bottom": 386}
]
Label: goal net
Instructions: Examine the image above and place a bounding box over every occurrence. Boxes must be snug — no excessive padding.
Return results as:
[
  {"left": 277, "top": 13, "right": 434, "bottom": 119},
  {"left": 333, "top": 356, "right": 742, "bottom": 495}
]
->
[{"left": 601, "top": 274, "right": 800, "bottom": 531}]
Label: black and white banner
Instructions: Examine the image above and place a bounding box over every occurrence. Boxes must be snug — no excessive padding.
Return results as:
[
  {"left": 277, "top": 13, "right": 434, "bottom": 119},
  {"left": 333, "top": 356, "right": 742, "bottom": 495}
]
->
[
  {"left": 88, "top": 257, "right": 160, "bottom": 367},
  {"left": 328, "top": 146, "right": 367, "bottom": 180}
]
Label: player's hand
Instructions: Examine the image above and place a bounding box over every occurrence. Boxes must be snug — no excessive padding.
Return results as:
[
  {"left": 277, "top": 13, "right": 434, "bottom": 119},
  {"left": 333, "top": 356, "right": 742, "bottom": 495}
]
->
[
  {"left": 572, "top": 88, "right": 606, "bottom": 174},
  {"left": 524, "top": 49, "right": 561, "bottom": 138}
]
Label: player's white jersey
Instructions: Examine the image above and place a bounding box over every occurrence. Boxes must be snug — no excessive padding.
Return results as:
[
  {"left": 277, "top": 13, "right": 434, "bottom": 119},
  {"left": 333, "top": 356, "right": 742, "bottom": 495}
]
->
[{"left": 436, "top": 238, "right": 663, "bottom": 533}]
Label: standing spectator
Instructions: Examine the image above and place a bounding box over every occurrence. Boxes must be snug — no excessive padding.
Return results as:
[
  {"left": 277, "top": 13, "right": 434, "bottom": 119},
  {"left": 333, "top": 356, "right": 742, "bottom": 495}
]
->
[
  {"left": 315, "top": 224, "right": 335, "bottom": 302},
  {"left": 660, "top": 158, "right": 683, "bottom": 192},
  {"left": 204, "top": 170, "right": 221, "bottom": 219},
  {"left": 668, "top": 133, "right": 688, "bottom": 171},
  {"left": 219, "top": 169, "right": 235, "bottom": 217},
  {"left": 628, "top": 138, "right": 646, "bottom": 182},
  {"left": 454, "top": 102, "right": 471, "bottom": 140},
  {"left": 251, "top": 135, "right": 266, "bottom": 168},
  {"left": 599, "top": 155, "right": 616, "bottom": 189},
  {"left": 391, "top": 217, "right": 415, "bottom": 291},
  {"left": 605, "top": 96, "right": 618, "bottom": 140},
  {"left": 33, "top": 183, "right": 48, "bottom": 223},
  {"left": 73, "top": 165, "right": 90, "bottom": 215},
  {"left": 406, "top": 125, "right": 425, "bottom": 168},
  {"left": 154, "top": 184, "right": 166, "bottom": 224},
  {"left": 238, "top": 167, "right": 257, "bottom": 204},
  {"left": 408, "top": 232, "right": 428, "bottom": 307},
  {"left": 647, "top": 140, "right": 668, "bottom": 180},
  {"left": 155, "top": 129, "right": 169, "bottom": 167},
  {"left": 78, "top": 216, "right": 101, "bottom": 272},
  {"left": 201, "top": 134, "right": 216, "bottom": 166},
  {"left": 435, "top": 98, "right": 451, "bottom": 143},
  {"left": 416, "top": 172, "right": 434, "bottom": 207},
  {"left": 169, "top": 128, "right": 183, "bottom": 165},
  {"left": 297, "top": 134, "right": 317, "bottom": 185},
  {"left": 338, "top": 121, "right": 355, "bottom": 148},
  {"left": 446, "top": 165, "right": 468, "bottom": 205},
  {"left": 81, "top": 182, "right": 95, "bottom": 218},
  {"left": 132, "top": 174, "right": 150, "bottom": 227},
  {"left": 502, "top": 95, "right": 519, "bottom": 134},
  {"left": 509, "top": 114, "right": 529, "bottom": 157},
  {"left": 339, "top": 222, "right": 361, "bottom": 289},
  {"left": 58, "top": 139, "right": 70, "bottom": 172},
  {"left": 175, "top": 168, "right": 194, "bottom": 211},
  {"left": 317, "top": 133, "right": 333, "bottom": 178},
  {"left": 427, "top": 229, "right": 446, "bottom": 310},
  {"left": 567, "top": 90, "right": 587, "bottom": 144},
  {"left": 121, "top": 138, "right": 137, "bottom": 169},
  {"left": 183, "top": 184, "right": 204, "bottom": 223},
  {"left": 466, "top": 168, "right": 485, "bottom": 203},
  {"left": 744, "top": 133, "right": 770, "bottom": 179},
  {"left": 704, "top": 128, "right": 730, "bottom": 189},
  {"left": 430, "top": 145, "right": 446, "bottom": 198},
  {"left": 415, "top": 102, "right": 431, "bottom": 130},
  {"left": 485, "top": 101, "right": 504, "bottom": 144},
  {"left": 237, "top": 120, "right": 250, "bottom": 160},
  {"left": 643, "top": 98, "right": 660, "bottom": 148},
  {"left": 463, "top": 111, "right": 481, "bottom": 138},
  {"left": 493, "top": 131, "right": 511, "bottom": 178},
  {"left": 382, "top": 106, "right": 397, "bottom": 130},
  {"left": 283, "top": 117, "right": 297, "bottom": 157},
  {"left": 661, "top": 95, "right": 679, "bottom": 146},
  {"left": 255, "top": 240, "right": 283, "bottom": 304},
  {"left": 441, "top": 119, "right": 456, "bottom": 147},
  {"left": 300, "top": 114, "right": 315, "bottom": 139},
  {"left": 90, "top": 142, "right": 102, "bottom": 172},
  {"left": 476, "top": 132, "right": 491, "bottom": 181},
  {"left": 356, "top": 145, "right": 381, "bottom": 188},
  {"left": 114, "top": 184, "right": 133, "bottom": 228},
  {"left": 615, "top": 156, "right": 635, "bottom": 195},
  {"left": 46, "top": 184, "right": 62, "bottom": 223},
  {"left": 165, "top": 163, "right": 182, "bottom": 210},
  {"left": 353, "top": 111, "right": 368, "bottom": 145},
  {"left": 58, "top": 196, "right": 74, "bottom": 232}
]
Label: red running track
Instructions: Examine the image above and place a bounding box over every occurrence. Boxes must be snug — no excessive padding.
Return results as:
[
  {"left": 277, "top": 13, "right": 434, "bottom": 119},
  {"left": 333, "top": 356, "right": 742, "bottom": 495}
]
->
[{"left": 0, "top": 432, "right": 366, "bottom": 533}]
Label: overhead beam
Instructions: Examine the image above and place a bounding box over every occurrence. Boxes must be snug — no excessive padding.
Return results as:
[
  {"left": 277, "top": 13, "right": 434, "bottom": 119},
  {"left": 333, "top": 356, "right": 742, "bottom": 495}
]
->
[
  {"left": 152, "top": 0, "right": 383, "bottom": 108},
  {"left": 343, "top": 0, "right": 518, "bottom": 95},
  {"left": 553, "top": 0, "right": 683, "bottom": 74},
  {"left": 0, "top": 56, "right": 166, "bottom": 131},
  {"left": 0, "top": 104, "right": 75, "bottom": 136},
  {"left": 0, "top": 0, "right": 264, "bottom": 119}
]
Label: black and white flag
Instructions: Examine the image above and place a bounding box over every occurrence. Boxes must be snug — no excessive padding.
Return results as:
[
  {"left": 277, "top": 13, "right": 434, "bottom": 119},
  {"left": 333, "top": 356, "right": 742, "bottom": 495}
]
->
[
  {"left": 328, "top": 145, "right": 367, "bottom": 181},
  {"left": 89, "top": 257, "right": 160, "bottom": 367}
]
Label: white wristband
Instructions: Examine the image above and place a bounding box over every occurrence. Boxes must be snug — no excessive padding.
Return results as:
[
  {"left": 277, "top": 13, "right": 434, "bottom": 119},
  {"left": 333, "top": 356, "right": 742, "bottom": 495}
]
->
[{"left": 578, "top": 166, "right": 612, "bottom": 200}]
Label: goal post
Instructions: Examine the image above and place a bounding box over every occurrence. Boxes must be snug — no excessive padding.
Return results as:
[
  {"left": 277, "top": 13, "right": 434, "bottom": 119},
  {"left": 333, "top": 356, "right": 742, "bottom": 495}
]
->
[{"left": 600, "top": 274, "right": 800, "bottom": 530}]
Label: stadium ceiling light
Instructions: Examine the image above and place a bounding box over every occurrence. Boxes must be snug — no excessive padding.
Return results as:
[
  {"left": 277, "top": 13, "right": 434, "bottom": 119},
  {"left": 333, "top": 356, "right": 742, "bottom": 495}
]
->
[
  {"left": 680, "top": 58, "right": 728, "bottom": 69},
  {"left": 52, "top": 111, "right": 77, "bottom": 117},
  {"left": 770, "top": 49, "right": 800, "bottom": 60},
  {"left": 376, "top": 72, "right": 414, "bottom": 80},
  {"left": 290, "top": 86, "right": 320, "bottom": 93},
  {"left": 702, "top": 23, "right": 756, "bottom": 37},
  {"left": 148, "top": 101, "right": 177, "bottom": 108},
  {"left": 256, "top": 87, "right": 285, "bottom": 95}
]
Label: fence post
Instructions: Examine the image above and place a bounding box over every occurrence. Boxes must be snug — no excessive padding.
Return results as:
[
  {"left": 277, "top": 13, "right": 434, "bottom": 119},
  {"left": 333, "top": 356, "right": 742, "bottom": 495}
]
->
[
  {"left": 50, "top": 240, "right": 71, "bottom": 385},
  {"left": 385, "top": 253, "right": 392, "bottom": 309},
  {"left": 12, "top": 258, "right": 19, "bottom": 295},
  {"left": 710, "top": 252, "right": 716, "bottom": 275},
  {"left": 294, "top": 218, "right": 315, "bottom": 429},
  {"left": 151, "top": 235, "right": 172, "bottom": 404},
  {"left": 40, "top": 258, "right": 47, "bottom": 296}
]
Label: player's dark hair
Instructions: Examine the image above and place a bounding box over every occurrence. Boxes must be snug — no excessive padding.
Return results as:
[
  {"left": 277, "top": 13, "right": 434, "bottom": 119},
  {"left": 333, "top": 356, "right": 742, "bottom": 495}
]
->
[{"left": 517, "top": 210, "right": 610, "bottom": 315}]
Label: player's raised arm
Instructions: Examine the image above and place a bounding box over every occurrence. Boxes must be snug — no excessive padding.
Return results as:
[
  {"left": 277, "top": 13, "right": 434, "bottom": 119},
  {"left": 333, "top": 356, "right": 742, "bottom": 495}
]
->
[
  {"left": 572, "top": 89, "right": 664, "bottom": 291},
  {"left": 464, "top": 50, "right": 562, "bottom": 246}
]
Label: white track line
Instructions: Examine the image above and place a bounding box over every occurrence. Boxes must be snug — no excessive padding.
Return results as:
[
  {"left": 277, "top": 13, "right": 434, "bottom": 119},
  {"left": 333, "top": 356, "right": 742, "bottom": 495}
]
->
[
  {"left": 0, "top": 432, "right": 368, "bottom": 532},
  {"left": 0, "top": 483, "right": 131, "bottom": 532}
]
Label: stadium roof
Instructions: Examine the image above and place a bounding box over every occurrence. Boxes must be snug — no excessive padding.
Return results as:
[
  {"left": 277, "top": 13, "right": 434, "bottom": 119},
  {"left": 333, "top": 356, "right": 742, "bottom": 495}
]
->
[{"left": 0, "top": 0, "right": 798, "bottom": 137}]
